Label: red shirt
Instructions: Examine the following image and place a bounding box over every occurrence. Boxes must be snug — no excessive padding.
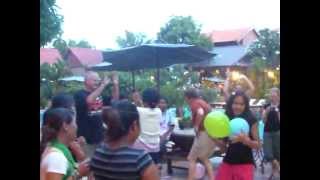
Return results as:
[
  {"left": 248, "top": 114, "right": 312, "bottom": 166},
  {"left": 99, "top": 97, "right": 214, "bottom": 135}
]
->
[{"left": 189, "top": 98, "right": 211, "bottom": 131}]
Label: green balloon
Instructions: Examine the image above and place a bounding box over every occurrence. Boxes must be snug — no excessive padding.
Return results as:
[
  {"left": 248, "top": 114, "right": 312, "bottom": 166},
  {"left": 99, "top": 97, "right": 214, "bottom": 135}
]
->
[{"left": 204, "top": 111, "right": 231, "bottom": 138}]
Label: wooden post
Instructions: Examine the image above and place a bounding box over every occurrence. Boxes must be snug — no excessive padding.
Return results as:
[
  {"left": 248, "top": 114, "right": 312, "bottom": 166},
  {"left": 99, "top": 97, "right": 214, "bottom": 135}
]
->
[
  {"left": 132, "top": 71, "right": 135, "bottom": 90},
  {"left": 156, "top": 68, "right": 160, "bottom": 92}
]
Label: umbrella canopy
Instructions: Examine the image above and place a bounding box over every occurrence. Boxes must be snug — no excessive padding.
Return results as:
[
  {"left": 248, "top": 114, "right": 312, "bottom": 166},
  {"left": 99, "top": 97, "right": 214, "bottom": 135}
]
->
[
  {"left": 58, "top": 76, "right": 84, "bottom": 82},
  {"left": 204, "top": 76, "right": 225, "bottom": 83},
  {"left": 93, "top": 44, "right": 214, "bottom": 71},
  {"left": 88, "top": 62, "right": 112, "bottom": 71},
  {"left": 90, "top": 43, "right": 215, "bottom": 91}
]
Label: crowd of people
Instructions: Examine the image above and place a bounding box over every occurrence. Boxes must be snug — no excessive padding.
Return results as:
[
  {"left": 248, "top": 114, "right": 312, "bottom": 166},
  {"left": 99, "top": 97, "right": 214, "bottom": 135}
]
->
[{"left": 40, "top": 71, "right": 280, "bottom": 180}]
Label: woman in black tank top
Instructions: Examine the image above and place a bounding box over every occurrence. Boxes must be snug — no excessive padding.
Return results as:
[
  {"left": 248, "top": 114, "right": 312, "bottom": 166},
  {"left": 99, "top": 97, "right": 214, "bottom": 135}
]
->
[{"left": 215, "top": 91, "right": 261, "bottom": 180}]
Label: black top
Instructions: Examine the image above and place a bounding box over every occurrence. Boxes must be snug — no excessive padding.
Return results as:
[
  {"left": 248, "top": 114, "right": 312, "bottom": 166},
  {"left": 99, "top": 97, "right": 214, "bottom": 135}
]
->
[
  {"left": 74, "top": 90, "right": 108, "bottom": 144},
  {"left": 264, "top": 103, "right": 280, "bottom": 132},
  {"left": 223, "top": 112, "right": 257, "bottom": 164},
  {"left": 90, "top": 143, "right": 153, "bottom": 180}
]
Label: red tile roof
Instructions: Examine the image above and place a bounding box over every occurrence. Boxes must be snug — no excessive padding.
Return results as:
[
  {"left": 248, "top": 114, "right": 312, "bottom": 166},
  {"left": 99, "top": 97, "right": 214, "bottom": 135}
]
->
[
  {"left": 40, "top": 48, "right": 62, "bottom": 65},
  {"left": 68, "top": 48, "right": 103, "bottom": 67},
  {"left": 207, "top": 28, "right": 255, "bottom": 43}
]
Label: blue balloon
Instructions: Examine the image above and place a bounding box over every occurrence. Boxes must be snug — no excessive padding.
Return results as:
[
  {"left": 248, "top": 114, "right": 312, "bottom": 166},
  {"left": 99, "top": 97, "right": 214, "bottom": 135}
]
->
[
  {"left": 230, "top": 117, "right": 250, "bottom": 137},
  {"left": 258, "top": 120, "right": 264, "bottom": 141}
]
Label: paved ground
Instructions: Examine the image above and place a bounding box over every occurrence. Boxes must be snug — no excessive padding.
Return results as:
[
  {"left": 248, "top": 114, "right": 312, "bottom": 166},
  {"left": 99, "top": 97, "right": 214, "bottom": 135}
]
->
[{"left": 159, "top": 161, "right": 280, "bottom": 180}]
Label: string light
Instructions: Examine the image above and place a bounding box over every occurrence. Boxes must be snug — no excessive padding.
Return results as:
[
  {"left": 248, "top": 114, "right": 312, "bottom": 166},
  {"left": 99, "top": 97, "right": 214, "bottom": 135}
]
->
[{"left": 267, "top": 71, "right": 275, "bottom": 79}]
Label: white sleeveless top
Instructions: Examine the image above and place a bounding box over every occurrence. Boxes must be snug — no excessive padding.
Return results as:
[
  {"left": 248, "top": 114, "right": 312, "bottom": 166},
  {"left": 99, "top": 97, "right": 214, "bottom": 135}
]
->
[{"left": 40, "top": 147, "right": 68, "bottom": 180}]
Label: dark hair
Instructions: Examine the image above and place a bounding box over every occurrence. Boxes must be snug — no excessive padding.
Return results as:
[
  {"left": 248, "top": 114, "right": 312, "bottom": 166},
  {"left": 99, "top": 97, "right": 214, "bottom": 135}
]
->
[
  {"left": 159, "top": 96, "right": 168, "bottom": 103},
  {"left": 102, "top": 101, "right": 139, "bottom": 142},
  {"left": 131, "top": 89, "right": 139, "bottom": 93},
  {"left": 40, "top": 108, "right": 75, "bottom": 157},
  {"left": 43, "top": 93, "right": 75, "bottom": 125},
  {"left": 225, "top": 91, "right": 252, "bottom": 119},
  {"left": 184, "top": 88, "right": 200, "bottom": 99},
  {"left": 120, "top": 89, "right": 130, "bottom": 100},
  {"left": 225, "top": 91, "right": 257, "bottom": 134},
  {"left": 142, "top": 88, "right": 160, "bottom": 108},
  {"left": 51, "top": 93, "right": 75, "bottom": 109}
]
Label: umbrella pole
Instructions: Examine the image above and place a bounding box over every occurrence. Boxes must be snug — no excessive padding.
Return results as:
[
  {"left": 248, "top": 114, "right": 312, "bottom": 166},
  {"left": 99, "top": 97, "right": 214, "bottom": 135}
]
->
[
  {"left": 132, "top": 71, "right": 135, "bottom": 90},
  {"left": 156, "top": 68, "right": 160, "bottom": 92}
]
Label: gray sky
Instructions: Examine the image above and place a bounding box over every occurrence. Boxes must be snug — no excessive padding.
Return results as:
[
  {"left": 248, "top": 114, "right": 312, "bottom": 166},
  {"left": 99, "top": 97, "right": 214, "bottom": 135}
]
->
[{"left": 56, "top": 0, "right": 280, "bottom": 50}]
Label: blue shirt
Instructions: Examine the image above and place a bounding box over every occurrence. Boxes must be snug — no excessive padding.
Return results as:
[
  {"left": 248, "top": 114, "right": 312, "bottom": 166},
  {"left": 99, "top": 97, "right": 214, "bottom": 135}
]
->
[{"left": 160, "top": 108, "right": 178, "bottom": 136}]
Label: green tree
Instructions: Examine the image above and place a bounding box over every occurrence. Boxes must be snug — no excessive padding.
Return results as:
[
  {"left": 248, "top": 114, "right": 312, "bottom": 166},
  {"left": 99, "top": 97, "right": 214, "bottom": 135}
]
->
[
  {"left": 157, "top": 16, "right": 213, "bottom": 50},
  {"left": 248, "top": 29, "right": 280, "bottom": 68},
  {"left": 52, "top": 37, "right": 68, "bottom": 57},
  {"left": 53, "top": 39, "right": 94, "bottom": 57},
  {"left": 68, "top": 39, "right": 93, "bottom": 48},
  {"left": 247, "top": 29, "right": 280, "bottom": 98},
  {"left": 40, "top": 0, "right": 63, "bottom": 47},
  {"left": 156, "top": 16, "right": 212, "bottom": 104},
  {"left": 40, "top": 60, "right": 72, "bottom": 107},
  {"left": 114, "top": 30, "right": 153, "bottom": 91},
  {"left": 113, "top": 27, "right": 212, "bottom": 108},
  {"left": 116, "top": 31, "right": 151, "bottom": 48}
]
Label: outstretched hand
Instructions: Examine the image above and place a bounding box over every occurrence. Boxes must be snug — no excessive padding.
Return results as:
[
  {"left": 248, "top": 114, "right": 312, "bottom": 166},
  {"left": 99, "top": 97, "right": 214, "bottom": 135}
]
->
[
  {"left": 239, "top": 74, "right": 246, "bottom": 79},
  {"left": 77, "top": 136, "right": 86, "bottom": 147},
  {"left": 226, "top": 68, "right": 231, "bottom": 78},
  {"left": 101, "top": 76, "right": 110, "bottom": 86},
  {"left": 111, "top": 71, "right": 119, "bottom": 85}
]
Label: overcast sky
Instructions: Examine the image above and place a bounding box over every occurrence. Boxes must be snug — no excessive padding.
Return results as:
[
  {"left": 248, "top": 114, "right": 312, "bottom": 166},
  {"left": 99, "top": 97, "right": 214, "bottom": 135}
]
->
[{"left": 56, "top": 0, "right": 280, "bottom": 50}]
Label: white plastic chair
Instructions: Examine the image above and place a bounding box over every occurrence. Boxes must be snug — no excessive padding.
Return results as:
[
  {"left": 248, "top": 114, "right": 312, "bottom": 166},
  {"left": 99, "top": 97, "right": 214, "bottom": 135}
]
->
[
  {"left": 256, "top": 99, "right": 266, "bottom": 106},
  {"left": 250, "top": 99, "right": 257, "bottom": 106}
]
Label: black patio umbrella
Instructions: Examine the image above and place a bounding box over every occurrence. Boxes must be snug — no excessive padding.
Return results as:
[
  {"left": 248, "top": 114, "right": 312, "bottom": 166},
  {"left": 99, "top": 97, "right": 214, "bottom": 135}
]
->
[{"left": 90, "top": 43, "right": 215, "bottom": 91}]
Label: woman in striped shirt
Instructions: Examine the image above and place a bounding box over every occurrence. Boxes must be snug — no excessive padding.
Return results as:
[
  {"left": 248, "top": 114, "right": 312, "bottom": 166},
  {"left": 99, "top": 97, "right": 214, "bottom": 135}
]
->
[{"left": 90, "top": 101, "right": 159, "bottom": 180}]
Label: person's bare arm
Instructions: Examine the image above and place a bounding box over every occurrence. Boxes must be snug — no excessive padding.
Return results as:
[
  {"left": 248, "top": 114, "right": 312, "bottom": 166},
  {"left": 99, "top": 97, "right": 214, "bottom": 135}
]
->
[
  {"left": 141, "top": 163, "right": 160, "bottom": 180},
  {"left": 111, "top": 72, "right": 120, "bottom": 101},
  {"left": 262, "top": 106, "right": 271, "bottom": 123},
  {"left": 194, "top": 108, "right": 205, "bottom": 136},
  {"left": 240, "top": 74, "right": 255, "bottom": 97},
  {"left": 223, "top": 68, "right": 231, "bottom": 101},
  {"left": 45, "top": 172, "right": 63, "bottom": 180},
  {"left": 69, "top": 141, "right": 86, "bottom": 162},
  {"left": 86, "top": 77, "right": 110, "bottom": 104},
  {"left": 162, "top": 125, "right": 175, "bottom": 140},
  {"left": 213, "top": 139, "right": 228, "bottom": 153},
  {"left": 132, "top": 93, "right": 143, "bottom": 107},
  {"left": 245, "top": 122, "right": 261, "bottom": 149}
]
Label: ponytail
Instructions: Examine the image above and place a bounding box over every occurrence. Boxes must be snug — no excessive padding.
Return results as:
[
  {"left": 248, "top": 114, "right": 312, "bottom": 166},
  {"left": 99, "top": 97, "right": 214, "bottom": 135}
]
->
[
  {"left": 40, "top": 108, "right": 74, "bottom": 159},
  {"left": 102, "top": 101, "right": 139, "bottom": 142},
  {"left": 142, "top": 88, "right": 160, "bottom": 109},
  {"left": 102, "top": 108, "right": 126, "bottom": 142},
  {"left": 40, "top": 125, "right": 59, "bottom": 158}
]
